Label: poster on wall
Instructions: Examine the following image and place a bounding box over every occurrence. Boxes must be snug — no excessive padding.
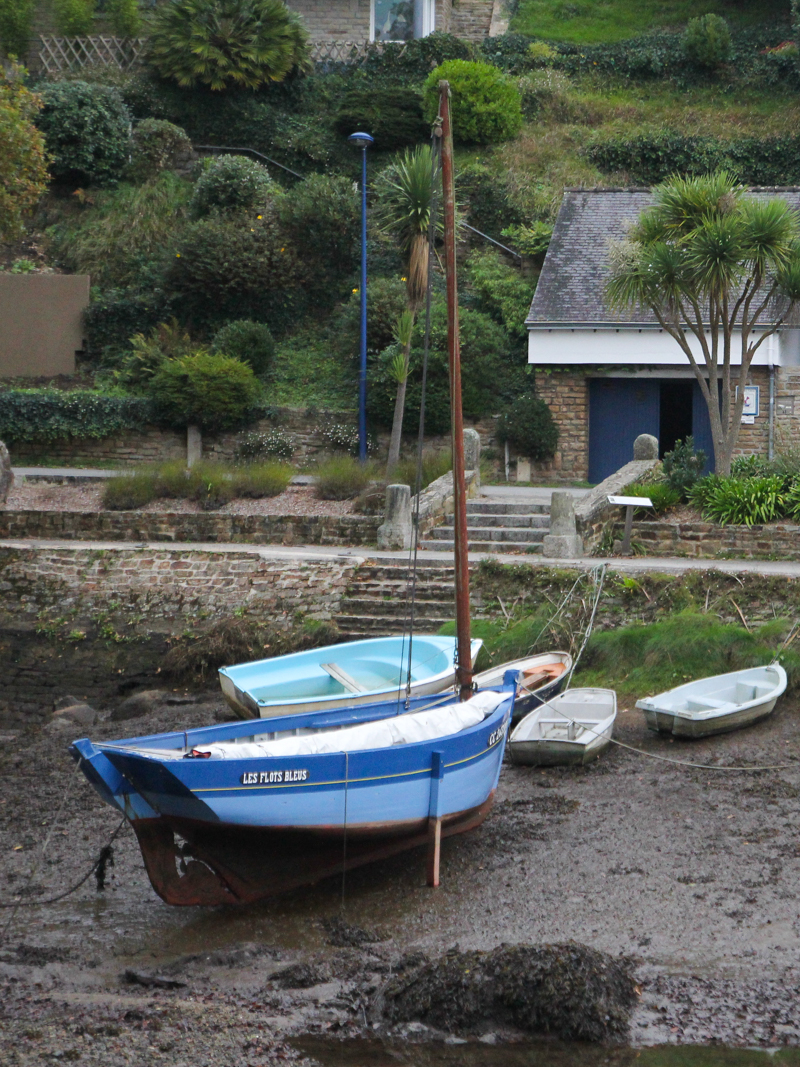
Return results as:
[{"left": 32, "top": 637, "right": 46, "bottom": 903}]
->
[{"left": 741, "top": 386, "right": 759, "bottom": 424}]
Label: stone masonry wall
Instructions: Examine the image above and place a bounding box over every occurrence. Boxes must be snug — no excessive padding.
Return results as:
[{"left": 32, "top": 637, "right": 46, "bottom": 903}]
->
[
  {"left": 0, "top": 545, "right": 363, "bottom": 725},
  {"left": 531, "top": 368, "right": 589, "bottom": 482},
  {"left": 0, "top": 510, "right": 380, "bottom": 547},
  {"left": 286, "top": 0, "right": 370, "bottom": 40},
  {"left": 620, "top": 518, "right": 800, "bottom": 560}
]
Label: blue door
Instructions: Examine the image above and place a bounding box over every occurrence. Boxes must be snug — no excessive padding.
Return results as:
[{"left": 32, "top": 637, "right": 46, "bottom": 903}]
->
[
  {"left": 588, "top": 379, "right": 660, "bottom": 483},
  {"left": 691, "top": 381, "right": 716, "bottom": 473}
]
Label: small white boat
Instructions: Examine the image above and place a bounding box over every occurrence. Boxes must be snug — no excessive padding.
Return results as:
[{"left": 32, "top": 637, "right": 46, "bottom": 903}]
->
[
  {"left": 507, "top": 688, "right": 617, "bottom": 766},
  {"left": 473, "top": 652, "right": 572, "bottom": 721},
  {"left": 636, "top": 664, "right": 787, "bottom": 739}
]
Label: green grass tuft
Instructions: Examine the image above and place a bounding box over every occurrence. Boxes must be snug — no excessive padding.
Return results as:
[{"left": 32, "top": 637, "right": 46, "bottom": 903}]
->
[{"left": 314, "top": 456, "right": 375, "bottom": 500}]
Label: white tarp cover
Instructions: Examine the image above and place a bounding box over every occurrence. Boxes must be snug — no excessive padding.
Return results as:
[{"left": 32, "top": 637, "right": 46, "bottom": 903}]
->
[{"left": 194, "top": 690, "right": 508, "bottom": 760}]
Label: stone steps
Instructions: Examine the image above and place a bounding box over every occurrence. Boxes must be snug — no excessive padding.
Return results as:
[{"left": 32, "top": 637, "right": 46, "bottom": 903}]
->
[
  {"left": 335, "top": 561, "right": 457, "bottom": 638},
  {"left": 419, "top": 496, "right": 552, "bottom": 554},
  {"left": 419, "top": 539, "right": 543, "bottom": 554}
]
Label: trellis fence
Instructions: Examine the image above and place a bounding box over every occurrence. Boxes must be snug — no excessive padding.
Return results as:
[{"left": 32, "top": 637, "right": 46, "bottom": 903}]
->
[{"left": 38, "top": 35, "right": 147, "bottom": 74}]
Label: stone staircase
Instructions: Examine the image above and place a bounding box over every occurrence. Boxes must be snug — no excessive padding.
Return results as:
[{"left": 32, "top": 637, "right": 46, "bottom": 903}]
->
[
  {"left": 335, "top": 559, "right": 457, "bottom": 638},
  {"left": 419, "top": 498, "right": 551, "bottom": 554},
  {"left": 450, "top": 0, "right": 495, "bottom": 40}
]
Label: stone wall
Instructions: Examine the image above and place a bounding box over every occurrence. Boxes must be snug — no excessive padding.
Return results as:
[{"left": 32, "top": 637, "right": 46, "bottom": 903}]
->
[
  {"left": 0, "top": 510, "right": 380, "bottom": 547},
  {"left": 622, "top": 518, "right": 800, "bottom": 560},
  {"left": 286, "top": 0, "right": 370, "bottom": 40},
  {"left": 0, "top": 544, "right": 363, "bottom": 726},
  {"left": 531, "top": 368, "right": 589, "bottom": 482}
]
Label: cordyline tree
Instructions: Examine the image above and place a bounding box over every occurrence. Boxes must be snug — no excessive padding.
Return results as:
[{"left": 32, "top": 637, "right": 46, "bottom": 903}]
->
[{"left": 607, "top": 171, "right": 800, "bottom": 475}]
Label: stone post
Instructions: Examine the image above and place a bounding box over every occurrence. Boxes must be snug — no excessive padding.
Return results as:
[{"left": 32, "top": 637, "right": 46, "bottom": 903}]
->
[
  {"left": 542, "top": 490, "right": 583, "bottom": 558},
  {"left": 0, "top": 440, "right": 13, "bottom": 504},
  {"left": 187, "top": 425, "right": 202, "bottom": 469},
  {"left": 377, "top": 484, "right": 413, "bottom": 550},
  {"left": 633, "top": 433, "right": 659, "bottom": 460},
  {"left": 463, "top": 428, "right": 481, "bottom": 488}
]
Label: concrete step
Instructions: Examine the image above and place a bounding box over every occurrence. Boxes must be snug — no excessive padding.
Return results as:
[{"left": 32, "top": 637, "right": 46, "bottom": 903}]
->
[
  {"left": 347, "top": 578, "right": 456, "bottom": 595},
  {"left": 448, "top": 512, "right": 550, "bottom": 529},
  {"left": 339, "top": 597, "right": 454, "bottom": 618},
  {"left": 419, "top": 539, "right": 543, "bottom": 554},
  {"left": 467, "top": 501, "right": 549, "bottom": 516},
  {"left": 334, "top": 614, "right": 452, "bottom": 635},
  {"left": 430, "top": 526, "right": 546, "bottom": 543}
]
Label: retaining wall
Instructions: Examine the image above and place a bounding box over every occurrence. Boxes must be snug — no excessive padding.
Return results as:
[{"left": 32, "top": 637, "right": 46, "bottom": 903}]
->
[{"left": 625, "top": 519, "right": 800, "bottom": 560}]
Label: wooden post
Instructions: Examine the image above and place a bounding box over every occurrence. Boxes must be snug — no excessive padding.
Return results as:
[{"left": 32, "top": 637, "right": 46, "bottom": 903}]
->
[
  {"left": 427, "top": 750, "right": 444, "bottom": 887},
  {"left": 621, "top": 505, "right": 634, "bottom": 556}
]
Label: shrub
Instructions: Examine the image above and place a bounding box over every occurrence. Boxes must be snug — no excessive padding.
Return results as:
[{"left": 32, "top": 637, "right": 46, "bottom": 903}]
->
[
  {"left": 495, "top": 394, "right": 558, "bottom": 462},
  {"left": 53, "top": 0, "right": 95, "bottom": 36},
  {"left": 236, "top": 428, "right": 294, "bottom": 460},
  {"left": 457, "top": 163, "right": 523, "bottom": 238},
  {"left": 184, "top": 460, "right": 235, "bottom": 510},
  {"left": 211, "top": 319, "right": 275, "bottom": 376},
  {"left": 315, "top": 456, "right": 373, "bottom": 500},
  {"left": 333, "top": 86, "right": 428, "bottom": 151},
  {"left": 83, "top": 287, "right": 174, "bottom": 363},
  {"left": 114, "top": 320, "right": 196, "bottom": 392},
  {"left": 150, "top": 352, "right": 262, "bottom": 432},
  {"left": 0, "top": 63, "right": 48, "bottom": 242},
  {"left": 106, "top": 0, "right": 142, "bottom": 37},
  {"left": 147, "top": 0, "right": 311, "bottom": 90},
  {"left": 0, "top": 0, "right": 34, "bottom": 57},
  {"left": 625, "top": 481, "right": 681, "bottom": 515},
  {"left": 127, "top": 119, "right": 191, "bottom": 182},
  {"left": 279, "top": 173, "right": 359, "bottom": 286},
  {"left": 38, "top": 81, "right": 131, "bottom": 187},
  {"left": 501, "top": 222, "right": 553, "bottom": 258},
  {"left": 317, "top": 422, "right": 362, "bottom": 455},
  {"left": 661, "top": 436, "right": 707, "bottom": 499},
  {"left": 466, "top": 249, "right": 532, "bottom": 339},
  {"left": 154, "top": 459, "right": 191, "bottom": 498},
  {"left": 394, "top": 448, "right": 451, "bottom": 492},
  {"left": 731, "top": 453, "right": 776, "bottom": 479},
  {"left": 683, "top": 13, "right": 732, "bottom": 69},
  {"left": 331, "top": 276, "right": 409, "bottom": 361},
  {"left": 528, "top": 41, "right": 556, "bottom": 67},
  {"left": 190, "top": 155, "right": 276, "bottom": 218},
  {"left": 422, "top": 60, "right": 523, "bottom": 146},
  {"left": 231, "top": 461, "right": 292, "bottom": 497},
  {"left": 0, "top": 390, "right": 153, "bottom": 442},
  {"left": 102, "top": 470, "right": 158, "bottom": 510},
  {"left": 693, "top": 474, "right": 786, "bottom": 526}
]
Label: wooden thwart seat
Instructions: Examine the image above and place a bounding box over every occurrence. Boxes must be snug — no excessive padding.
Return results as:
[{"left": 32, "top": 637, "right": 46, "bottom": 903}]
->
[{"left": 320, "top": 663, "right": 367, "bottom": 694}]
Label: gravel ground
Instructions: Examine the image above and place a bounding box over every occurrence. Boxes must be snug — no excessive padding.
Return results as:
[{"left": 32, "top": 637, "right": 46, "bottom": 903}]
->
[
  {"left": 4, "top": 483, "right": 357, "bottom": 517},
  {"left": 2, "top": 688, "right": 800, "bottom": 1060}
]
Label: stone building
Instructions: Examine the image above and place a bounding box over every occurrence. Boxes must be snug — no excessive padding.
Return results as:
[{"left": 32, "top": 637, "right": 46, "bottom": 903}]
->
[
  {"left": 526, "top": 188, "right": 800, "bottom": 483},
  {"left": 285, "top": 0, "right": 504, "bottom": 44}
]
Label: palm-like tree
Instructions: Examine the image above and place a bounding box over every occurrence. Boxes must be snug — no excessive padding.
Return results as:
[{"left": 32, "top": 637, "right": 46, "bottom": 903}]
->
[
  {"left": 147, "top": 0, "right": 311, "bottom": 91},
  {"left": 607, "top": 170, "right": 800, "bottom": 474},
  {"left": 375, "top": 146, "right": 439, "bottom": 474}
]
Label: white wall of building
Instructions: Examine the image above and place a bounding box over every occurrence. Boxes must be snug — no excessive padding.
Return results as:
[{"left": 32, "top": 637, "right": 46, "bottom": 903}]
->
[{"left": 527, "top": 328, "right": 785, "bottom": 368}]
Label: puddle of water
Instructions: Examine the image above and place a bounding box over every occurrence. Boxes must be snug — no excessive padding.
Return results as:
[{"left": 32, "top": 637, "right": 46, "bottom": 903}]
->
[{"left": 292, "top": 1038, "right": 800, "bottom": 1067}]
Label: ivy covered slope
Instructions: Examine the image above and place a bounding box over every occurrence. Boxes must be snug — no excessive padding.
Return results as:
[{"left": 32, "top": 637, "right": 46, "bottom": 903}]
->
[{"left": 4, "top": 4, "right": 799, "bottom": 449}]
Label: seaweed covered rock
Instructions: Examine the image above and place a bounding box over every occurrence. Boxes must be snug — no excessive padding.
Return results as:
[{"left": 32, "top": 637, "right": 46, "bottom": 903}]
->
[{"left": 378, "top": 942, "right": 637, "bottom": 1043}]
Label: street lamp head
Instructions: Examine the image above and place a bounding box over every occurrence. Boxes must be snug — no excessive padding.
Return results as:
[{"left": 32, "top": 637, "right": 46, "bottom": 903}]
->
[{"left": 347, "top": 131, "right": 374, "bottom": 150}]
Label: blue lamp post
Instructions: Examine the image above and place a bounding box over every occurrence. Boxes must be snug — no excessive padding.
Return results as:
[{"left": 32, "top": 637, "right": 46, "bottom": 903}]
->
[{"left": 348, "top": 131, "right": 374, "bottom": 463}]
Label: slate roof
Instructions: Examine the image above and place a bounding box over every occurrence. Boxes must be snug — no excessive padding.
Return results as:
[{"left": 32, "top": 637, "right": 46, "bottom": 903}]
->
[{"left": 526, "top": 187, "right": 800, "bottom": 328}]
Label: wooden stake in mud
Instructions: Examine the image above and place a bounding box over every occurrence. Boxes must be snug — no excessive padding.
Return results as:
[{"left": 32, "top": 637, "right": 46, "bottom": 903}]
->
[
  {"left": 438, "top": 80, "right": 473, "bottom": 702},
  {"left": 427, "top": 750, "right": 444, "bottom": 887}
]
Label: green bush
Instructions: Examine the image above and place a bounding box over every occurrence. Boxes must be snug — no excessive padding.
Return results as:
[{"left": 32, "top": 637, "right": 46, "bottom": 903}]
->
[
  {"left": 332, "top": 276, "right": 409, "bottom": 362},
  {"left": 38, "top": 81, "right": 131, "bottom": 187},
  {"left": 184, "top": 460, "right": 235, "bottom": 510},
  {"left": 333, "top": 86, "right": 428, "bottom": 151},
  {"left": 190, "top": 155, "right": 276, "bottom": 218},
  {"left": 147, "top": 0, "right": 311, "bottom": 90},
  {"left": 661, "top": 436, "right": 706, "bottom": 499},
  {"left": 53, "top": 0, "right": 95, "bottom": 36},
  {"left": 314, "top": 456, "right": 374, "bottom": 501},
  {"left": 0, "top": 390, "right": 153, "bottom": 442},
  {"left": 231, "top": 461, "right": 292, "bottom": 497},
  {"left": 692, "top": 474, "right": 787, "bottom": 526},
  {"left": 730, "top": 454, "right": 777, "bottom": 479},
  {"left": 113, "top": 320, "right": 196, "bottom": 392},
  {"left": 106, "top": 0, "right": 142, "bottom": 37},
  {"left": 127, "top": 119, "right": 191, "bottom": 182},
  {"left": 84, "top": 287, "right": 174, "bottom": 363},
  {"left": 422, "top": 60, "right": 523, "bottom": 146},
  {"left": 236, "top": 428, "right": 294, "bottom": 460},
  {"left": 211, "top": 320, "right": 275, "bottom": 376},
  {"left": 466, "top": 249, "right": 532, "bottom": 339},
  {"left": 501, "top": 222, "right": 553, "bottom": 258},
  {"left": 102, "top": 470, "right": 159, "bottom": 510},
  {"left": 683, "top": 13, "right": 732, "bottom": 69},
  {"left": 150, "top": 352, "right": 262, "bottom": 432},
  {"left": 626, "top": 481, "right": 681, "bottom": 515},
  {"left": 457, "top": 163, "right": 523, "bottom": 238},
  {"left": 279, "top": 173, "right": 359, "bottom": 288},
  {"left": 495, "top": 393, "right": 558, "bottom": 462},
  {"left": 0, "top": 0, "right": 34, "bottom": 57}
]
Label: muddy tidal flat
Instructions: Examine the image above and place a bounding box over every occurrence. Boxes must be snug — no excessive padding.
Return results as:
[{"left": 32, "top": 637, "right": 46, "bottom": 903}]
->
[{"left": 2, "top": 689, "right": 800, "bottom": 1064}]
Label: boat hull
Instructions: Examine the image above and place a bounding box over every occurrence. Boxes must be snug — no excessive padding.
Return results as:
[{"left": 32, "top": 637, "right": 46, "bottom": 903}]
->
[
  {"left": 474, "top": 652, "right": 572, "bottom": 722},
  {"left": 131, "top": 797, "right": 494, "bottom": 906},
  {"left": 642, "top": 697, "right": 779, "bottom": 739},
  {"left": 507, "top": 729, "right": 612, "bottom": 767}
]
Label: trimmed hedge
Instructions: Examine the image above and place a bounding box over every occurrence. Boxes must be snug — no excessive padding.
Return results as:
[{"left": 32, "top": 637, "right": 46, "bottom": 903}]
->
[{"left": 0, "top": 390, "right": 154, "bottom": 442}]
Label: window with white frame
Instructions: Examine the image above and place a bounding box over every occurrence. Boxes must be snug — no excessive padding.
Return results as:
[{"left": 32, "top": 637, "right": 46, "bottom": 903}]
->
[{"left": 371, "top": 0, "right": 435, "bottom": 42}]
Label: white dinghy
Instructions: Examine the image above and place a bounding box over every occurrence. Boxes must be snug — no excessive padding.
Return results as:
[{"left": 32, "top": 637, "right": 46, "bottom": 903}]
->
[
  {"left": 636, "top": 663, "right": 787, "bottom": 739},
  {"left": 507, "top": 688, "right": 617, "bottom": 767},
  {"left": 473, "top": 652, "right": 572, "bottom": 721}
]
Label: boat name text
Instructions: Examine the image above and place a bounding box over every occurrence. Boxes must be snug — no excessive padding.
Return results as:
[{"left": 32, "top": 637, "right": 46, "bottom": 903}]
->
[
  {"left": 240, "top": 769, "right": 309, "bottom": 785},
  {"left": 487, "top": 715, "right": 510, "bottom": 748}
]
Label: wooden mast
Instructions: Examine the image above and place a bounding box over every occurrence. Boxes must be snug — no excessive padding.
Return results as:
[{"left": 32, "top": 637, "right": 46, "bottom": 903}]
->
[{"left": 439, "top": 81, "right": 473, "bottom": 701}]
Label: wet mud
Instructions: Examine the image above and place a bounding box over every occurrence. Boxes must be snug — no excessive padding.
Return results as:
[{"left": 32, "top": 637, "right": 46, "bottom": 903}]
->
[{"left": 2, "top": 687, "right": 800, "bottom": 1062}]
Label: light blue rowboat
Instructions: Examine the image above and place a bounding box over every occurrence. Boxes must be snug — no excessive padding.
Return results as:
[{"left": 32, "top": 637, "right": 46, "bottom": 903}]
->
[
  {"left": 218, "top": 634, "right": 483, "bottom": 719},
  {"left": 71, "top": 678, "right": 515, "bottom": 907}
]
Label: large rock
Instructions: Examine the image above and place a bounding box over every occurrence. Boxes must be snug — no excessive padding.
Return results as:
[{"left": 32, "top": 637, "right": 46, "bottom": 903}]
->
[
  {"left": 377, "top": 943, "right": 638, "bottom": 1043},
  {"left": 109, "top": 689, "right": 166, "bottom": 722},
  {"left": 0, "top": 440, "right": 13, "bottom": 504},
  {"left": 53, "top": 703, "right": 97, "bottom": 726}
]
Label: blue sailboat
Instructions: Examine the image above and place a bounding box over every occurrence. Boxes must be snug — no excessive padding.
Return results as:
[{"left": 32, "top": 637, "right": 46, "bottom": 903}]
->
[{"left": 71, "top": 83, "right": 503, "bottom": 906}]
